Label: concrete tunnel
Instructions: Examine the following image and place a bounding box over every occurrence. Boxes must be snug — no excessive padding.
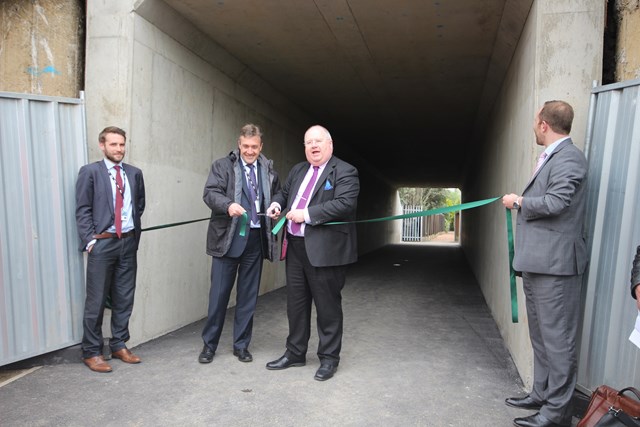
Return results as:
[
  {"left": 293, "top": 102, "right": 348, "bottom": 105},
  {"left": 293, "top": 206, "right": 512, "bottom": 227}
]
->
[{"left": 80, "top": 0, "right": 605, "bottom": 389}]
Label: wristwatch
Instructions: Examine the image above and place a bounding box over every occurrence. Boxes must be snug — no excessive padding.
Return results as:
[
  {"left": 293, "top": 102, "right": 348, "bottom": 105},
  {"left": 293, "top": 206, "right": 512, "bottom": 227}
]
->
[{"left": 512, "top": 198, "right": 520, "bottom": 210}]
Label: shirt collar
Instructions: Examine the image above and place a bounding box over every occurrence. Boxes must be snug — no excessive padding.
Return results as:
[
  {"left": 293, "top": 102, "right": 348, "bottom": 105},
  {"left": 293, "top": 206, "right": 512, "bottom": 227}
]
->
[
  {"left": 103, "top": 158, "right": 122, "bottom": 170},
  {"left": 544, "top": 136, "right": 570, "bottom": 156}
]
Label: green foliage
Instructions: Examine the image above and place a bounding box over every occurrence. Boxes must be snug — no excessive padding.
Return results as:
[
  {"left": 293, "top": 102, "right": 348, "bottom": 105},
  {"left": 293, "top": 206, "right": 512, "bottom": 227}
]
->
[{"left": 399, "top": 188, "right": 461, "bottom": 230}]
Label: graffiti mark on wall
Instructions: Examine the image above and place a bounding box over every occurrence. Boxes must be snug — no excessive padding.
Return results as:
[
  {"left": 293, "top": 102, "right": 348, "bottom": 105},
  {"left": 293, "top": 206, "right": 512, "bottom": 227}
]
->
[{"left": 25, "top": 66, "right": 61, "bottom": 76}]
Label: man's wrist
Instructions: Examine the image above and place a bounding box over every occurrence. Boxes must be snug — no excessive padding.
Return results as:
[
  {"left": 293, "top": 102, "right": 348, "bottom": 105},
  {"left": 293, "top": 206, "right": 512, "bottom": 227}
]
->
[{"left": 513, "top": 196, "right": 522, "bottom": 210}]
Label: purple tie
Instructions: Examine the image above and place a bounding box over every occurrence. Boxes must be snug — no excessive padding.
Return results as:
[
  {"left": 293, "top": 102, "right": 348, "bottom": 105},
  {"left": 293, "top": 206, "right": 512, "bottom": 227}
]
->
[
  {"left": 291, "top": 166, "right": 319, "bottom": 235},
  {"left": 532, "top": 152, "right": 548, "bottom": 176}
]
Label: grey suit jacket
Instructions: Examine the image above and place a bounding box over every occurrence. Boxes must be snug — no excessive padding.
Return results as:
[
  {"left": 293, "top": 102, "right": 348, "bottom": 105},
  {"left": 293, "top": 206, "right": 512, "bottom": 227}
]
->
[
  {"left": 274, "top": 155, "right": 359, "bottom": 267},
  {"left": 513, "top": 139, "right": 588, "bottom": 276},
  {"left": 631, "top": 245, "right": 640, "bottom": 299},
  {"left": 75, "top": 160, "right": 146, "bottom": 251}
]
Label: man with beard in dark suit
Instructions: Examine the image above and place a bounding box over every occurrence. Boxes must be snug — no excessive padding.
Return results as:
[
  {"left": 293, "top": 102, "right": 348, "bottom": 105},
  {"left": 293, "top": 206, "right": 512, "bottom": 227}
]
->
[{"left": 76, "top": 126, "right": 146, "bottom": 373}]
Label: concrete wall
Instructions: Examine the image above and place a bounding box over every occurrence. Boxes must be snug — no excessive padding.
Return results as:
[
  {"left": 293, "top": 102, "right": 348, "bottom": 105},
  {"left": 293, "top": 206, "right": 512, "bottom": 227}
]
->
[
  {"left": 462, "top": 0, "right": 604, "bottom": 388},
  {"left": 0, "top": 0, "right": 83, "bottom": 97}
]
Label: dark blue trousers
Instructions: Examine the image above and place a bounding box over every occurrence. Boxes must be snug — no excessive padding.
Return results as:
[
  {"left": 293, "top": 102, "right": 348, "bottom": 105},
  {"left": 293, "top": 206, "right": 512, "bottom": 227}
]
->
[
  {"left": 82, "top": 236, "right": 137, "bottom": 358},
  {"left": 202, "top": 228, "right": 263, "bottom": 352}
]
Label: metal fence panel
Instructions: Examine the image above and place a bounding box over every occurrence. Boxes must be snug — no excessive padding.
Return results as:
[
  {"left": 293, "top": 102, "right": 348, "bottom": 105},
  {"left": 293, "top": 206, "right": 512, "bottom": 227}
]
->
[
  {"left": 0, "top": 92, "right": 87, "bottom": 366},
  {"left": 578, "top": 79, "right": 640, "bottom": 391},
  {"left": 402, "top": 205, "right": 423, "bottom": 241}
]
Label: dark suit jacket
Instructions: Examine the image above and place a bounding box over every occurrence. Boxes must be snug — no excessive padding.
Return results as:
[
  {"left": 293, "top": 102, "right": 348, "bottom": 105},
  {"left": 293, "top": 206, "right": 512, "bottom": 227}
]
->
[
  {"left": 274, "top": 155, "right": 359, "bottom": 267},
  {"left": 631, "top": 245, "right": 640, "bottom": 299},
  {"left": 76, "top": 160, "right": 146, "bottom": 251},
  {"left": 513, "top": 138, "right": 588, "bottom": 275},
  {"left": 203, "top": 151, "right": 280, "bottom": 260}
]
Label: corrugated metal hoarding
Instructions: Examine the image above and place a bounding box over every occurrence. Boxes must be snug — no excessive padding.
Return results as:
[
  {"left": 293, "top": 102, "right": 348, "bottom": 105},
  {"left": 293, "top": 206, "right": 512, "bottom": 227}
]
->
[
  {"left": 0, "top": 92, "right": 87, "bottom": 366},
  {"left": 578, "top": 79, "right": 640, "bottom": 391}
]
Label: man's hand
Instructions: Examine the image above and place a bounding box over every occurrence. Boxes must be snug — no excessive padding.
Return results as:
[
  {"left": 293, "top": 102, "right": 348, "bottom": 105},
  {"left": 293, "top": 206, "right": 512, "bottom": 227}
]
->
[
  {"left": 502, "top": 193, "right": 520, "bottom": 209},
  {"left": 286, "top": 209, "right": 305, "bottom": 224},
  {"left": 228, "top": 202, "right": 246, "bottom": 217},
  {"left": 266, "top": 202, "right": 281, "bottom": 219}
]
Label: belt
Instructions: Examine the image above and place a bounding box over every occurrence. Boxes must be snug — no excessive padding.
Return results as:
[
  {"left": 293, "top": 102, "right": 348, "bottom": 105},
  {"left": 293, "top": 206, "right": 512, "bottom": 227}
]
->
[
  {"left": 287, "top": 233, "right": 304, "bottom": 240},
  {"left": 94, "top": 230, "right": 135, "bottom": 239}
]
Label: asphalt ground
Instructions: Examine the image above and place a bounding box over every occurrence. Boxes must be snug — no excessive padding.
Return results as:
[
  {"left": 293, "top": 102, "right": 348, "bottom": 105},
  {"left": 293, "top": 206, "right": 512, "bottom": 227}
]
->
[{"left": 1, "top": 243, "right": 535, "bottom": 426}]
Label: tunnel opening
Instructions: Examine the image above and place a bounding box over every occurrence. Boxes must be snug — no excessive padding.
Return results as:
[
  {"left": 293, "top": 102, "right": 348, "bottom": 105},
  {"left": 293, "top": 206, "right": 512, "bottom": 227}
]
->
[{"left": 397, "top": 187, "right": 461, "bottom": 243}]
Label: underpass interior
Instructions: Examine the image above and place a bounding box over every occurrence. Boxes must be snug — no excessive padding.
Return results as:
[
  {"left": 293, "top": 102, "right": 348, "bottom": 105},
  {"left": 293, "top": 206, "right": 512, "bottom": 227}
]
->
[
  {"left": 137, "top": 0, "right": 533, "bottom": 189},
  {"left": 0, "top": 1, "right": 608, "bottom": 423},
  {"left": 79, "top": 0, "right": 603, "bottom": 405}
]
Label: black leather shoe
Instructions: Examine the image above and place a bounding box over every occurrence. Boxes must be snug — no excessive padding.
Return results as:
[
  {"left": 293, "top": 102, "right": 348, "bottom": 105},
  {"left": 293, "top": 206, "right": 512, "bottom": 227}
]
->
[
  {"left": 506, "top": 395, "right": 543, "bottom": 410},
  {"left": 265, "top": 355, "right": 305, "bottom": 370},
  {"left": 513, "top": 413, "right": 566, "bottom": 427},
  {"left": 198, "top": 345, "right": 215, "bottom": 363},
  {"left": 233, "top": 348, "right": 253, "bottom": 362},
  {"left": 314, "top": 363, "right": 338, "bottom": 381}
]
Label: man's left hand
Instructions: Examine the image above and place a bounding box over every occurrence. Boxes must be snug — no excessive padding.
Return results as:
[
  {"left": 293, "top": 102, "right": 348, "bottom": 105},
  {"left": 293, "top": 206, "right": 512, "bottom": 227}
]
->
[
  {"left": 286, "top": 209, "right": 305, "bottom": 224},
  {"left": 502, "top": 193, "right": 519, "bottom": 209}
]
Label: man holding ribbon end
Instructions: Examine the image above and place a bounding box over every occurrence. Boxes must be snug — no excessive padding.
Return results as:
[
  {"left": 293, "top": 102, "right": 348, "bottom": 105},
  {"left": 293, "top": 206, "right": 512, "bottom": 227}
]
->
[
  {"left": 199, "top": 124, "right": 280, "bottom": 364},
  {"left": 76, "top": 126, "right": 146, "bottom": 373},
  {"left": 265, "top": 125, "right": 359, "bottom": 381},
  {"left": 502, "top": 100, "right": 588, "bottom": 427}
]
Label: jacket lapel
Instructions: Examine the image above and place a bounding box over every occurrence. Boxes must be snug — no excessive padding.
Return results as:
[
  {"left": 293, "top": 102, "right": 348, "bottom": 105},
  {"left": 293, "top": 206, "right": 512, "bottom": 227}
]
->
[
  {"left": 99, "top": 161, "right": 115, "bottom": 215},
  {"left": 122, "top": 163, "right": 136, "bottom": 203},
  {"left": 310, "top": 157, "right": 336, "bottom": 202},
  {"left": 524, "top": 138, "right": 572, "bottom": 191}
]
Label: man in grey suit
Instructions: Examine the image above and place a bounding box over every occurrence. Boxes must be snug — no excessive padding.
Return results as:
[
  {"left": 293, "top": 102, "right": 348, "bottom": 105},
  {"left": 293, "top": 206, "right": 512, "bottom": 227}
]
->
[
  {"left": 199, "top": 124, "right": 280, "bottom": 364},
  {"left": 631, "top": 246, "right": 640, "bottom": 310},
  {"left": 76, "top": 126, "right": 146, "bottom": 373},
  {"left": 502, "top": 101, "right": 588, "bottom": 427},
  {"left": 265, "top": 125, "right": 359, "bottom": 381}
]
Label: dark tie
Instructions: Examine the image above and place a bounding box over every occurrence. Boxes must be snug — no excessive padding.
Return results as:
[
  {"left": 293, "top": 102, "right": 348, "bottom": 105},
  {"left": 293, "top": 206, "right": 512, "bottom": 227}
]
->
[
  {"left": 247, "top": 163, "right": 259, "bottom": 226},
  {"left": 114, "top": 165, "right": 123, "bottom": 237},
  {"left": 291, "top": 166, "right": 319, "bottom": 235}
]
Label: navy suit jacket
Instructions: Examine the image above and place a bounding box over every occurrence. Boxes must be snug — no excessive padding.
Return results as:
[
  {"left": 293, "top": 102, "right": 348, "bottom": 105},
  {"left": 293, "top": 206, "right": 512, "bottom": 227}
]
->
[
  {"left": 75, "top": 160, "right": 145, "bottom": 251},
  {"left": 274, "top": 155, "right": 359, "bottom": 267}
]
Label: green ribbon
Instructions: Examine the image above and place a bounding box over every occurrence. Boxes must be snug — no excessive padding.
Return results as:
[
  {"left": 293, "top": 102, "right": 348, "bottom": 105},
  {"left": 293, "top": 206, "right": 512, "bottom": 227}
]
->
[
  {"left": 271, "top": 197, "right": 500, "bottom": 235},
  {"left": 505, "top": 208, "right": 518, "bottom": 323},
  {"left": 141, "top": 212, "right": 248, "bottom": 237},
  {"left": 139, "top": 197, "right": 519, "bottom": 323},
  {"left": 270, "top": 196, "right": 518, "bottom": 322}
]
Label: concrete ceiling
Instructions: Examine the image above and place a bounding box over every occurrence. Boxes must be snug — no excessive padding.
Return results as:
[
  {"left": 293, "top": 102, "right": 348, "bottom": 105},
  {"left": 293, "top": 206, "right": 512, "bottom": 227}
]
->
[{"left": 159, "top": 0, "right": 533, "bottom": 188}]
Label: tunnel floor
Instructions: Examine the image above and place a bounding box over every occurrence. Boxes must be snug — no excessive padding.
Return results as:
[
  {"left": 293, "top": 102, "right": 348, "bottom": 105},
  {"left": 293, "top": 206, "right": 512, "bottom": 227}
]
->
[{"left": 0, "top": 243, "right": 530, "bottom": 426}]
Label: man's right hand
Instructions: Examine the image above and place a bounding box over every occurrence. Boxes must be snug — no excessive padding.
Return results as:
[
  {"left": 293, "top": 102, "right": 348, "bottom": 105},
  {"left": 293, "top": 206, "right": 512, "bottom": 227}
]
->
[
  {"left": 266, "top": 202, "right": 281, "bottom": 219},
  {"left": 228, "top": 202, "right": 246, "bottom": 217}
]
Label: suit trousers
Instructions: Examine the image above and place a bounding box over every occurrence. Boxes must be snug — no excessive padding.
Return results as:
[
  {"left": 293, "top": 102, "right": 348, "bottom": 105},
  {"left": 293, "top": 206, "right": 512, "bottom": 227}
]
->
[
  {"left": 522, "top": 272, "right": 582, "bottom": 425},
  {"left": 284, "top": 235, "right": 347, "bottom": 365},
  {"left": 202, "top": 228, "right": 264, "bottom": 352},
  {"left": 82, "top": 236, "right": 138, "bottom": 358}
]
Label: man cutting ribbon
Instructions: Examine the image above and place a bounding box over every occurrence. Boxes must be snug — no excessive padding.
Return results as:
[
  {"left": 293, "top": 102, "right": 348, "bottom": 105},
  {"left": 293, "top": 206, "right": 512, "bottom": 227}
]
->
[{"left": 265, "top": 125, "right": 359, "bottom": 381}]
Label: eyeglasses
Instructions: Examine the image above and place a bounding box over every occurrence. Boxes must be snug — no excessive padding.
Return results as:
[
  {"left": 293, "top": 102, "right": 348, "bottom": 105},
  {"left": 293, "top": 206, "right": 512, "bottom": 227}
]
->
[{"left": 303, "top": 139, "right": 326, "bottom": 146}]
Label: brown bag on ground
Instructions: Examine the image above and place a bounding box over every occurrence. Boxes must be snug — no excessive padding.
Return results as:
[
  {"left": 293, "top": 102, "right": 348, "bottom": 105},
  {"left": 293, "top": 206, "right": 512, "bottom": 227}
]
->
[{"left": 577, "top": 385, "right": 640, "bottom": 427}]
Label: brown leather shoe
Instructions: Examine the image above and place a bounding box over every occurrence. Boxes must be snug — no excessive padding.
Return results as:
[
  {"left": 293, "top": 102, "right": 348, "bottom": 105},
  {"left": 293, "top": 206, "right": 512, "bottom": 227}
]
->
[
  {"left": 111, "top": 348, "right": 141, "bottom": 364},
  {"left": 83, "top": 355, "right": 112, "bottom": 373}
]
